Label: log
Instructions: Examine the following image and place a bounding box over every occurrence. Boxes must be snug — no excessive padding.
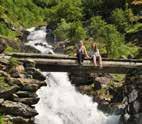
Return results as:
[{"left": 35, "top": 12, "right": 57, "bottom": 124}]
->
[
  {"left": 18, "top": 58, "right": 142, "bottom": 74},
  {"left": 6, "top": 52, "right": 142, "bottom": 62}
]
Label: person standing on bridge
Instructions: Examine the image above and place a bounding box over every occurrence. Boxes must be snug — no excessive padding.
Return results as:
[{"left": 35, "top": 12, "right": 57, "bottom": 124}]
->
[
  {"left": 76, "top": 40, "right": 89, "bottom": 64},
  {"left": 89, "top": 43, "right": 102, "bottom": 67}
]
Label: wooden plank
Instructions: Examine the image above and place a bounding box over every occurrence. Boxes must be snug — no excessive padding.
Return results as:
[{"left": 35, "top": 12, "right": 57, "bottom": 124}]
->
[
  {"left": 18, "top": 58, "right": 142, "bottom": 74},
  {"left": 6, "top": 52, "right": 142, "bottom": 63}
]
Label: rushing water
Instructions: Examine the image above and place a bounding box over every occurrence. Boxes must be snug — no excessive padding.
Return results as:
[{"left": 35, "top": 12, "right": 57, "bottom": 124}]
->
[{"left": 27, "top": 27, "right": 120, "bottom": 124}]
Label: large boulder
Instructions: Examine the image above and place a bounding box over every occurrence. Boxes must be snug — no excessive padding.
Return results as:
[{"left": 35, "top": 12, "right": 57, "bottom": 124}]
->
[
  {"left": 9, "top": 65, "right": 25, "bottom": 78},
  {"left": 3, "top": 115, "right": 34, "bottom": 124},
  {"left": 9, "top": 78, "right": 46, "bottom": 92},
  {"left": 122, "top": 68, "right": 142, "bottom": 124},
  {"left": 0, "top": 39, "right": 6, "bottom": 53},
  {"left": 0, "top": 100, "right": 38, "bottom": 118},
  {"left": 0, "top": 85, "right": 19, "bottom": 99},
  {"left": 16, "top": 91, "right": 37, "bottom": 98},
  {"left": 14, "top": 97, "right": 40, "bottom": 106},
  {"left": 25, "top": 68, "right": 46, "bottom": 81}
]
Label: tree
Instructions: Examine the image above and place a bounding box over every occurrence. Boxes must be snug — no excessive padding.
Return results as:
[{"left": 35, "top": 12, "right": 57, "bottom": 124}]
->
[
  {"left": 89, "top": 16, "right": 136, "bottom": 58},
  {"left": 89, "top": 16, "right": 106, "bottom": 37},
  {"left": 68, "top": 21, "right": 86, "bottom": 43},
  {"left": 82, "top": 0, "right": 125, "bottom": 19},
  {"left": 54, "top": 19, "right": 71, "bottom": 41},
  {"left": 111, "top": 8, "right": 135, "bottom": 33},
  {"left": 46, "top": 0, "right": 83, "bottom": 28}
]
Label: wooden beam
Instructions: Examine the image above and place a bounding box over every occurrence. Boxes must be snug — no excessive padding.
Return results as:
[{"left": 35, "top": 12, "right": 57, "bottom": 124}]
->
[
  {"left": 6, "top": 52, "right": 142, "bottom": 62},
  {"left": 18, "top": 58, "right": 142, "bottom": 74},
  {"left": 5, "top": 52, "right": 142, "bottom": 74}
]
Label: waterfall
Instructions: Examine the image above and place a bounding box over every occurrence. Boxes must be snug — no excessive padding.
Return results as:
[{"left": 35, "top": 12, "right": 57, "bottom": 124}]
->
[{"left": 26, "top": 27, "right": 120, "bottom": 124}]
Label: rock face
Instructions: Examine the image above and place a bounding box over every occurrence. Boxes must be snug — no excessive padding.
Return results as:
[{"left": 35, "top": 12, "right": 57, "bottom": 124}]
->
[
  {"left": 0, "top": 100, "right": 38, "bottom": 117},
  {"left": 0, "top": 40, "right": 6, "bottom": 53},
  {"left": 122, "top": 68, "right": 142, "bottom": 124},
  {"left": 0, "top": 58, "right": 47, "bottom": 124}
]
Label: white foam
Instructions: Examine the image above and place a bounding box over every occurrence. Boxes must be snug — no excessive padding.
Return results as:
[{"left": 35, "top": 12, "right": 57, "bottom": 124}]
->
[{"left": 27, "top": 28, "right": 120, "bottom": 124}]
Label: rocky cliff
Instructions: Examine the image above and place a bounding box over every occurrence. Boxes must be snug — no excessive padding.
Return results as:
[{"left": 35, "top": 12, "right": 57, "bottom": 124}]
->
[{"left": 0, "top": 54, "right": 46, "bottom": 124}]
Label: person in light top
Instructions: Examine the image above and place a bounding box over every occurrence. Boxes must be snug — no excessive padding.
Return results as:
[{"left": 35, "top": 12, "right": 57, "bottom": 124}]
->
[
  {"left": 76, "top": 40, "right": 89, "bottom": 64},
  {"left": 89, "top": 43, "right": 102, "bottom": 67}
]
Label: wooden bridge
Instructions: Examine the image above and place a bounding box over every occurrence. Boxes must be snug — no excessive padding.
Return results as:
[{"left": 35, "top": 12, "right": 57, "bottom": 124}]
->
[{"left": 6, "top": 53, "right": 142, "bottom": 74}]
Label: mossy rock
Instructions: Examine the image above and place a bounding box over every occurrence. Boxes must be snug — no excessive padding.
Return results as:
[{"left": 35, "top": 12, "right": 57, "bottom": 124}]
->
[{"left": 0, "top": 75, "right": 11, "bottom": 91}]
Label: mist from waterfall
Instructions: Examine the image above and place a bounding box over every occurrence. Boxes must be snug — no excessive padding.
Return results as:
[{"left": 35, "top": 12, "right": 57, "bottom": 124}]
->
[{"left": 26, "top": 27, "right": 120, "bottom": 124}]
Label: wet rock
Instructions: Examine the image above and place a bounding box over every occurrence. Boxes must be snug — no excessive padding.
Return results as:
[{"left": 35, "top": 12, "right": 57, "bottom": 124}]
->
[
  {"left": 9, "top": 78, "right": 46, "bottom": 91},
  {"left": 16, "top": 91, "right": 38, "bottom": 98},
  {"left": 123, "top": 68, "right": 142, "bottom": 123},
  {"left": 23, "top": 60, "right": 35, "bottom": 69},
  {"left": 0, "top": 100, "right": 38, "bottom": 117},
  {"left": 95, "top": 76, "right": 111, "bottom": 84},
  {"left": 26, "top": 68, "right": 46, "bottom": 81},
  {"left": 0, "top": 40, "right": 6, "bottom": 53},
  {"left": 0, "top": 98, "right": 4, "bottom": 104},
  {"left": 0, "top": 85, "right": 20, "bottom": 99},
  {"left": 14, "top": 97, "right": 40, "bottom": 106},
  {"left": 22, "top": 83, "right": 39, "bottom": 92},
  {"left": 23, "top": 45, "right": 40, "bottom": 53},
  {"left": 9, "top": 66, "right": 24, "bottom": 78},
  {"left": 0, "top": 70, "right": 11, "bottom": 79},
  {"left": 4, "top": 115, "right": 34, "bottom": 124}
]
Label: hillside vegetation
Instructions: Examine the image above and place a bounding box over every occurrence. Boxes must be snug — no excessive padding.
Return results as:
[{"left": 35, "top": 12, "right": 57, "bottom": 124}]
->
[{"left": 0, "top": 0, "right": 141, "bottom": 58}]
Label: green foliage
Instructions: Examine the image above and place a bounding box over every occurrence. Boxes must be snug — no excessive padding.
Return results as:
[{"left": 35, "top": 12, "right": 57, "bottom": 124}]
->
[
  {"left": 54, "top": 19, "right": 71, "bottom": 41},
  {"left": 0, "top": 114, "right": 2, "bottom": 124},
  {"left": 127, "top": 23, "right": 142, "bottom": 33},
  {"left": 9, "top": 57, "right": 20, "bottom": 68},
  {"left": 82, "top": 0, "right": 125, "bottom": 19},
  {"left": 46, "top": 0, "right": 83, "bottom": 28},
  {"left": 5, "top": 46, "right": 15, "bottom": 53},
  {"left": 0, "top": 0, "right": 141, "bottom": 58},
  {"left": 89, "top": 16, "right": 138, "bottom": 58},
  {"left": 0, "top": 74, "right": 10, "bottom": 90},
  {"left": 89, "top": 16, "right": 106, "bottom": 37},
  {"left": 68, "top": 21, "right": 86, "bottom": 42},
  {"left": 54, "top": 19, "right": 86, "bottom": 42},
  {"left": 111, "top": 8, "right": 136, "bottom": 33}
]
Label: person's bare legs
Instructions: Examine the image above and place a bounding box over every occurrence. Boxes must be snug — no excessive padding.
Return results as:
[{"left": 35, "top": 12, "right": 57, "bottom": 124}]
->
[
  {"left": 98, "top": 55, "right": 102, "bottom": 68},
  {"left": 93, "top": 55, "right": 97, "bottom": 66}
]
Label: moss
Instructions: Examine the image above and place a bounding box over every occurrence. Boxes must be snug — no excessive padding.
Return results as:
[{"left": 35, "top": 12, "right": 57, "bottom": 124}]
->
[
  {"left": 5, "top": 46, "right": 15, "bottom": 53},
  {"left": 0, "top": 75, "right": 10, "bottom": 91}
]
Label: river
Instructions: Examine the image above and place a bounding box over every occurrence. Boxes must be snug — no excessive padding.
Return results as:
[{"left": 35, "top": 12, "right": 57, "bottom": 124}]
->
[{"left": 26, "top": 27, "right": 120, "bottom": 124}]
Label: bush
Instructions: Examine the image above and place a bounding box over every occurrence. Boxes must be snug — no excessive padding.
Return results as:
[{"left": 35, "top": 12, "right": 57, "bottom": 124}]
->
[
  {"left": 0, "top": 114, "right": 2, "bottom": 124},
  {"left": 54, "top": 20, "right": 86, "bottom": 42},
  {"left": 111, "top": 8, "right": 135, "bottom": 33},
  {"left": 54, "top": 19, "right": 71, "bottom": 41},
  {"left": 89, "top": 16, "right": 138, "bottom": 58},
  {"left": 5, "top": 46, "right": 15, "bottom": 53},
  {"left": 68, "top": 21, "right": 86, "bottom": 43},
  {"left": 46, "top": 0, "right": 83, "bottom": 28}
]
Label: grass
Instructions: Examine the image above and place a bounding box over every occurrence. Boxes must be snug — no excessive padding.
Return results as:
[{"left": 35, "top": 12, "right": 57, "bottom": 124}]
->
[{"left": 0, "top": 114, "right": 3, "bottom": 124}]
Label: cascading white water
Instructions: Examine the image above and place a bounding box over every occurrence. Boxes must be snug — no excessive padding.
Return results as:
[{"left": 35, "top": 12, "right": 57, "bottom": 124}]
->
[{"left": 27, "top": 27, "right": 120, "bottom": 124}]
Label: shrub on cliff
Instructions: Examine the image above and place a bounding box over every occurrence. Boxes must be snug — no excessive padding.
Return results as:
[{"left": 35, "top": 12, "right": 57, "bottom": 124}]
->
[
  {"left": 0, "top": 114, "right": 2, "bottom": 124},
  {"left": 89, "top": 16, "right": 138, "bottom": 58},
  {"left": 54, "top": 19, "right": 86, "bottom": 42}
]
